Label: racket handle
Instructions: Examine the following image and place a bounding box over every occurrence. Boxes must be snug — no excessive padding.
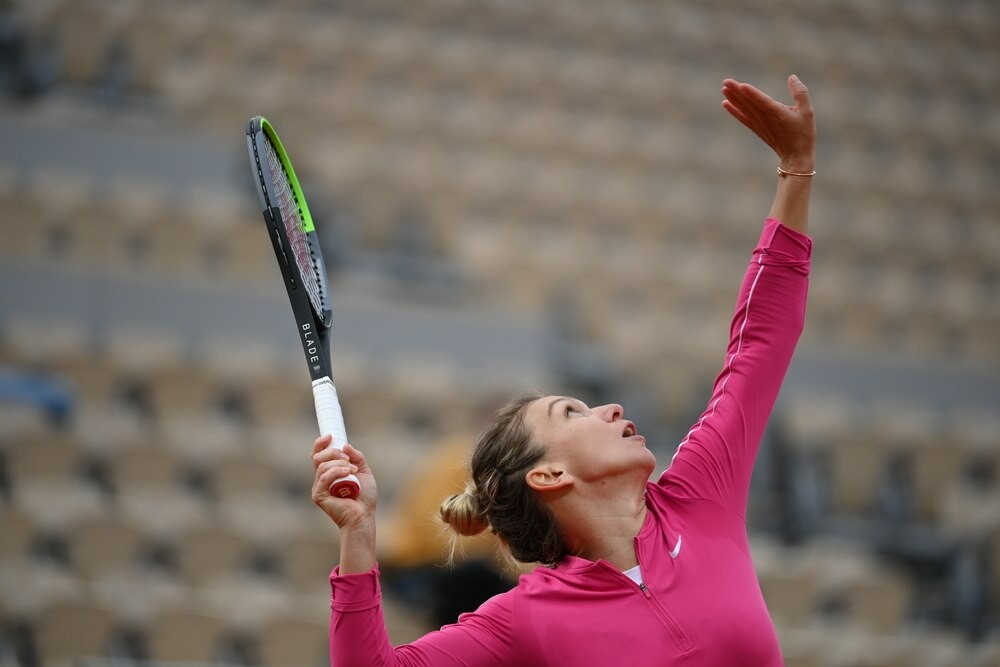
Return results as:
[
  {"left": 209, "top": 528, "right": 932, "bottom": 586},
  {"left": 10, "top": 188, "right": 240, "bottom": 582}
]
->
[{"left": 312, "top": 377, "right": 360, "bottom": 499}]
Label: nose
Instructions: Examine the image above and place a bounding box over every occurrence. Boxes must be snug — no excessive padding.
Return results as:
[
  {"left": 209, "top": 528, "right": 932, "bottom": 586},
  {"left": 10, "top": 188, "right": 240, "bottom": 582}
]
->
[{"left": 596, "top": 403, "right": 624, "bottom": 422}]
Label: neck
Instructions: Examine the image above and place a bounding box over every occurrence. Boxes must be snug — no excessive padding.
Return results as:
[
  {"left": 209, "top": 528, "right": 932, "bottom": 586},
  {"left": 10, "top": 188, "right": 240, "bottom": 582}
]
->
[{"left": 553, "top": 487, "right": 648, "bottom": 571}]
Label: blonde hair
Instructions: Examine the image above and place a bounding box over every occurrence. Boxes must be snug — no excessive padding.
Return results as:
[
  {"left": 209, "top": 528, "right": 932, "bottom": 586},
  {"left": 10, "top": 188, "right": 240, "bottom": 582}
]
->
[
  {"left": 439, "top": 482, "right": 488, "bottom": 537},
  {"left": 439, "top": 394, "right": 568, "bottom": 566}
]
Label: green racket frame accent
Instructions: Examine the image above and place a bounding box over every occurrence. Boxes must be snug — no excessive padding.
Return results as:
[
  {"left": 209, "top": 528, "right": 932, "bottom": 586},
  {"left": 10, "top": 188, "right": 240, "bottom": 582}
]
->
[{"left": 259, "top": 117, "right": 316, "bottom": 233}]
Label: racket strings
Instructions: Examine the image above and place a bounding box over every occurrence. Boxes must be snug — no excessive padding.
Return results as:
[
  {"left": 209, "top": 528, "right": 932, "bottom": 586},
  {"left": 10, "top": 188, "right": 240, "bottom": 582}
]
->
[{"left": 263, "top": 136, "right": 327, "bottom": 314}]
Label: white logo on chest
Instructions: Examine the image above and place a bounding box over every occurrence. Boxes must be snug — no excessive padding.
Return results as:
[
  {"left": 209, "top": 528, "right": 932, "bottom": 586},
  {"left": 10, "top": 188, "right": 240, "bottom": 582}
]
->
[{"left": 670, "top": 535, "right": 683, "bottom": 559}]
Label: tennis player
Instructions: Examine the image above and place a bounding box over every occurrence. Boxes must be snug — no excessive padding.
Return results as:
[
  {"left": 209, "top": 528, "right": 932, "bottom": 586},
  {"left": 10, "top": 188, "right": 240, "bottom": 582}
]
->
[{"left": 312, "top": 75, "right": 815, "bottom": 666}]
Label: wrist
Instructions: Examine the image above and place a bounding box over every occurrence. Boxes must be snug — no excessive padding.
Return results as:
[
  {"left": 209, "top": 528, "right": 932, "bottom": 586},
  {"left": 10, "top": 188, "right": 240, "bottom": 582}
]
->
[
  {"left": 339, "top": 520, "right": 377, "bottom": 574},
  {"left": 780, "top": 154, "right": 815, "bottom": 174},
  {"left": 340, "top": 516, "right": 376, "bottom": 539}
]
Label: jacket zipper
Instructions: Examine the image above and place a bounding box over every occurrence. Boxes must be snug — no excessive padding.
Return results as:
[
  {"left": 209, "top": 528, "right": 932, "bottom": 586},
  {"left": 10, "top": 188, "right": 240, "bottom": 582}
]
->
[
  {"left": 635, "top": 580, "right": 692, "bottom": 652},
  {"left": 628, "top": 532, "right": 693, "bottom": 653}
]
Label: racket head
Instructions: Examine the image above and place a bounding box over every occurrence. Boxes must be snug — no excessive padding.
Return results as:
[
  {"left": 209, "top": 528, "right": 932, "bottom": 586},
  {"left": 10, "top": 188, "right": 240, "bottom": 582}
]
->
[{"left": 247, "top": 117, "right": 333, "bottom": 331}]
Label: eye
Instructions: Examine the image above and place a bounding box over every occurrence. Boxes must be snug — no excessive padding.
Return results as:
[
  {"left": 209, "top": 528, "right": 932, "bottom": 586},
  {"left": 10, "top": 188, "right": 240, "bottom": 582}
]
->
[{"left": 565, "top": 405, "right": 579, "bottom": 417}]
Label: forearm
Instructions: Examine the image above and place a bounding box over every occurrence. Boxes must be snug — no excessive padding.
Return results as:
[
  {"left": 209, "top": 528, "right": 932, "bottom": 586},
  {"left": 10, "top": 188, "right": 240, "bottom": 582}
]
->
[
  {"left": 329, "top": 566, "right": 516, "bottom": 667},
  {"left": 663, "top": 219, "right": 811, "bottom": 511},
  {"left": 339, "top": 520, "right": 377, "bottom": 574},
  {"left": 329, "top": 562, "right": 396, "bottom": 667},
  {"left": 721, "top": 219, "right": 811, "bottom": 437}
]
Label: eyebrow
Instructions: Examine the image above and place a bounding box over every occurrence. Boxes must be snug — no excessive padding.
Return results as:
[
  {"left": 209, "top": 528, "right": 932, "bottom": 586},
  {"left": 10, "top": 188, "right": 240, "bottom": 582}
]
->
[{"left": 547, "top": 396, "right": 568, "bottom": 418}]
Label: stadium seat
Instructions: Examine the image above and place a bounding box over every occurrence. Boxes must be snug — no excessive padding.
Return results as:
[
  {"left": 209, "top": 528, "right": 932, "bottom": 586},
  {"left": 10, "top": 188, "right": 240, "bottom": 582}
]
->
[
  {"left": 833, "top": 629, "right": 970, "bottom": 667},
  {"left": 198, "top": 334, "right": 284, "bottom": 386},
  {"left": 67, "top": 517, "right": 146, "bottom": 579},
  {"left": 215, "top": 491, "right": 316, "bottom": 547},
  {"left": 841, "top": 569, "right": 913, "bottom": 634},
  {"left": 0, "top": 184, "right": 49, "bottom": 260},
  {"left": 6, "top": 436, "right": 108, "bottom": 532},
  {"left": 216, "top": 226, "right": 277, "bottom": 283},
  {"left": 1, "top": 316, "right": 91, "bottom": 369},
  {"left": 256, "top": 616, "right": 329, "bottom": 667},
  {"left": 229, "top": 371, "right": 314, "bottom": 429},
  {"left": 157, "top": 411, "right": 245, "bottom": 464},
  {"left": 145, "top": 608, "right": 228, "bottom": 664},
  {"left": 117, "top": 4, "right": 172, "bottom": 93},
  {"left": 45, "top": 0, "right": 121, "bottom": 86},
  {"left": 105, "top": 326, "right": 186, "bottom": 377},
  {"left": 0, "top": 554, "right": 84, "bottom": 620},
  {"left": 134, "top": 217, "right": 208, "bottom": 275},
  {"left": 66, "top": 513, "right": 188, "bottom": 623},
  {"left": 198, "top": 570, "right": 294, "bottom": 633},
  {"left": 211, "top": 452, "right": 286, "bottom": 500},
  {"left": 174, "top": 524, "right": 253, "bottom": 587},
  {"left": 964, "top": 313, "right": 1000, "bottom": 364},
  {"left": 952, "top": 408, "right": 1000, "bottom": 486},
  {"left": 253, "top": 419, "right": 328, "bottom": 475},
  {"left": 827, "top": 433, "right": 888, "bottom": 518},
  {"left": 32, "top": 600, "right": 117, "bottom": 666},
  {"left": 776, "top": 626, "right": 834, "bottom": 667},
  {"left": 145, "top": 365, "right": 221, "bottom": 421},
  {"left": 907, "top": 440, "right": 964, "bottom": 523},
  {"left": 116, "top": 487, "right": 209, "bottom": 541},
  {"left": 109, "top": 445, "right": 188, "bottom": 494},
  {"left": 756, "top": 560, "right": 823, "bottom": 628},
  {"left": 0, "top": 507, "right": 34, "bottom": 565},
  {"left": 277, "top": 535, "right": 341, "bottom": 593}
]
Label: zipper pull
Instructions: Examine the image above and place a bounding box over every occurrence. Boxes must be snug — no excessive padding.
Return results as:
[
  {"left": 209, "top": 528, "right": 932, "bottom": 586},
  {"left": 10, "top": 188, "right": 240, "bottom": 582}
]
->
[{"left": 638, "top": 582, "right": 652, "bottom": 599}]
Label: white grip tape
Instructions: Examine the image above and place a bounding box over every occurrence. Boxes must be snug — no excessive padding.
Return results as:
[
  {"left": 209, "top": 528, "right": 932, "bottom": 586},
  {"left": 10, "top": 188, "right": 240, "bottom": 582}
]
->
[{"left": 312, "top": 377, "right": 348, "bottom": 451}]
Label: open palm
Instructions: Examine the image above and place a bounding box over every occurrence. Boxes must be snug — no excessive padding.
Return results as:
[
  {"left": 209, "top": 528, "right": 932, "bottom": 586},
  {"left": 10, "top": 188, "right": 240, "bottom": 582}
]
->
[{"left": 722, "top": 75, "right": 815, "bottom": 174}]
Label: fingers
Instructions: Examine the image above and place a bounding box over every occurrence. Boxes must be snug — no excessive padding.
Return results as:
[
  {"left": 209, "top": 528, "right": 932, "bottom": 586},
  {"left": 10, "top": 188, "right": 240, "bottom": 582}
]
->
[
  {"left": 738, "top": 81, "right": 776, "bottom": 105},
  {"left": 317, "top": 459, "right": 359, "bottom": 477},
  {"left": 721, "top": 76, "right": 815, "bottom": 153},
  {"left": 313, "top": 459, "right": 359, "bottom": 498},
  {"left": 721, "top": 81, "right": 774, "bottom": 124},
  {"left": 722, "top": 81, "right": 780, "bottom": 150},
  {"left": 721, "top": 99, "right": 756, "bottom": 134},
  {"left": 312, "top": 436, "right": 350, "bottom": 470},
  {"left": 342, "top": 443, "right": 365, "bottom": 465},
  {"left": 312, "top": 435, "right": 333, "bottom": 456},
  {"left": 311, "top": 439, "right": 369, "bottom": 477}
]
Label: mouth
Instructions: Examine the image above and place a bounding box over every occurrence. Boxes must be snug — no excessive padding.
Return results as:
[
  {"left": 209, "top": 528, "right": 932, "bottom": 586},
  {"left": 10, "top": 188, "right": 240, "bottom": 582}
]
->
[{"left": 622, "top": 421, "right": 638, "bottom": 438}]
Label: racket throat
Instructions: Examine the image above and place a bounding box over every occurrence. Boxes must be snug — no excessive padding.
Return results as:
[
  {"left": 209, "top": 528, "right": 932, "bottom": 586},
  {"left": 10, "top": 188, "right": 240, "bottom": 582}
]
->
[{"left": 299, "top": 322, "right": 328, "bottom": 376}]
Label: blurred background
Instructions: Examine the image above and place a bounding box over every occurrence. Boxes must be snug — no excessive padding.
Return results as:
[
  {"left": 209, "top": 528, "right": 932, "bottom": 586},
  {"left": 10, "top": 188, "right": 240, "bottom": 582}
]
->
[{"left": 0, "top": 0, "right": 998, "bottom": 665}]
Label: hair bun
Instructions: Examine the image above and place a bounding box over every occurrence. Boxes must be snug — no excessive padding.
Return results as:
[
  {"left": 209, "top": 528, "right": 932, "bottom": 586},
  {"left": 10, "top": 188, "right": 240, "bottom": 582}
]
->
[{"left": 440, "top": 487, "right": 489, "bottom": 537}]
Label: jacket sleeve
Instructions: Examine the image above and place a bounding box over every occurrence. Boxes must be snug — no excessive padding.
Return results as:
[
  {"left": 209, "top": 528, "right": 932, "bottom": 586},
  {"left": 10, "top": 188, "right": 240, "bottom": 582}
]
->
[
  {"left": 330, "top": 564, "right": 515, "bottom": 667},
  {"left": 658, "top": 218, "right": 811, "bottom": 519}
]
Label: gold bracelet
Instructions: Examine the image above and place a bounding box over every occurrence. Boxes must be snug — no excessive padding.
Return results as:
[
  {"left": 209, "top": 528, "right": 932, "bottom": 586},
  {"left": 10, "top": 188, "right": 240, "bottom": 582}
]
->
[{"left": 777, "top": 166, "right": 816, "bottom": 177}]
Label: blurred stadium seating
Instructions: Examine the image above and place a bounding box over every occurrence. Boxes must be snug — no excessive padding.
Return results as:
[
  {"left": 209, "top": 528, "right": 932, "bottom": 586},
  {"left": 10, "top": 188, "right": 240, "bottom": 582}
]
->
[{"left": 0, "top": 0, "right": 997, "bottom": 665}]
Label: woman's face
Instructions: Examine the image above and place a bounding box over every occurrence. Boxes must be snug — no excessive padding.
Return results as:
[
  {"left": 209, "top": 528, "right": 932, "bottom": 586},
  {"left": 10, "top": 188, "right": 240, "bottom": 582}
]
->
[{"left": 523, "top": 396, "right": 656, "bottom": 486}]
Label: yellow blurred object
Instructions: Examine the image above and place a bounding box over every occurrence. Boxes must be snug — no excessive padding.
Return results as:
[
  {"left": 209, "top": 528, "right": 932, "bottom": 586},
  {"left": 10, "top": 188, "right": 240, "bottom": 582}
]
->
[{"left": 382, "top": 434, "right": 501, "bottom": 569}]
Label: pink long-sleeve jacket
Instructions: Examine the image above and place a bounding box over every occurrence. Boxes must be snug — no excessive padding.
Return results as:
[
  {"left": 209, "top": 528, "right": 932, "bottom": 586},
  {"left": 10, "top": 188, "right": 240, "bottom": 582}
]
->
[{"left": 329, "top": 218, "right": 812, "bottom": 666}]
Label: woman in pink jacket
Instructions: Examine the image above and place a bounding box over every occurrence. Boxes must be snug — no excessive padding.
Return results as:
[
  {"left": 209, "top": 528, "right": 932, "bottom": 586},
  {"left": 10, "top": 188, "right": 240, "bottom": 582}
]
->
[{"left": 311, "top": 75, "right": 816, "bottom": 666}]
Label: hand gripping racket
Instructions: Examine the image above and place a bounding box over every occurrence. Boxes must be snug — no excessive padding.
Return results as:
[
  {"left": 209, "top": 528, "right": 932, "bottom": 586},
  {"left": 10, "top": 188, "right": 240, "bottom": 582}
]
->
[{"left": 246, "top": 116, "right": 360, "bottom": 499}]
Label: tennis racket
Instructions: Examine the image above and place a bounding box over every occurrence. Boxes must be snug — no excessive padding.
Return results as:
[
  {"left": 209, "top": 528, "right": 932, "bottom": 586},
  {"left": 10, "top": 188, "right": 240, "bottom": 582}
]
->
[{"left": 246, "top": 116, "right": 360, "bottom": 499}]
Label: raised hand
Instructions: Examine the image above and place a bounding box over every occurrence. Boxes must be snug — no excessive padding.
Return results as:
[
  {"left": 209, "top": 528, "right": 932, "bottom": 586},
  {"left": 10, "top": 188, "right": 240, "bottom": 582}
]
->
[
  {"left": 311, "top": 436, "right": 378, "bottom": 530},
  {"left": 722, "top": 75, "right": 815, "bottom": 175}
]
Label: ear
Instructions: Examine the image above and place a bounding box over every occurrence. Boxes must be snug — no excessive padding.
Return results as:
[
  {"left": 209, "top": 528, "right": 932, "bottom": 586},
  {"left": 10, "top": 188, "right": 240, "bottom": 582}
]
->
[{"left": 525, "top": 463, "right": 574, "bottom": 494}]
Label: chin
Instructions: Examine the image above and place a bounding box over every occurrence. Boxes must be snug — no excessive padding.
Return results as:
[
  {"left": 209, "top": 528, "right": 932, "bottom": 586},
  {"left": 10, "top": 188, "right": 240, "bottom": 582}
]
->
[{"left": 635, "top": 450, "right": 657, "bottom": 476}]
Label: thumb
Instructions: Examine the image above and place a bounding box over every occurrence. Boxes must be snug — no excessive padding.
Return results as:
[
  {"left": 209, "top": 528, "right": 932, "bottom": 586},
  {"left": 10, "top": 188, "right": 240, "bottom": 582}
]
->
[{"left": 787, "top": 74, "right": 812, "bottom": 114}]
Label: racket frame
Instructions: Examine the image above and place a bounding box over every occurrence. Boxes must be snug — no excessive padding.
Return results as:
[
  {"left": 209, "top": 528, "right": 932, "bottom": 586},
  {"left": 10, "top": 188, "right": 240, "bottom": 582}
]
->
[{"left": 246, "top": 116, "right": 359, "bottom": 499}]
